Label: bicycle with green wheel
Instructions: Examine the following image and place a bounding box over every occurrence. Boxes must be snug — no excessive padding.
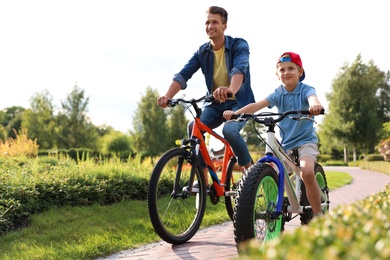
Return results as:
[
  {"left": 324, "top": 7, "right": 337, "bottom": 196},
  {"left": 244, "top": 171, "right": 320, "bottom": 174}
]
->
[{"left": 231, "top": 109, "right": 330, "bottom": 252}]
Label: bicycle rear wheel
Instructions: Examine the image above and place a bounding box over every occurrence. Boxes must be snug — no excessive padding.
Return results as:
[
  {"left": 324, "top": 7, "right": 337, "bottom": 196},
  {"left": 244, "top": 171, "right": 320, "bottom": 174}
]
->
[
  {"left": 147, "top": 148, "right": 206, "bottom": 244},
  {"left": 234, "top": 163, "right": 283, "bottom": 252},
  {"left": 300, "top": 163, "right": 329, "bottom": 224},
  {"left": 224, "top": 156, "right": 238, "bottom": 221}
]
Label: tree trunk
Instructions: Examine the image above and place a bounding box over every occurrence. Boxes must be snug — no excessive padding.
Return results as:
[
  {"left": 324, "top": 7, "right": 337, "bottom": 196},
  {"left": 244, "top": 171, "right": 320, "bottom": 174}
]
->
[
  {"left": 353, "top": 145, "right": 357, "bottom": 162},
  {"left": 344, "top": 144, "right": 348, "bottom": 163}
]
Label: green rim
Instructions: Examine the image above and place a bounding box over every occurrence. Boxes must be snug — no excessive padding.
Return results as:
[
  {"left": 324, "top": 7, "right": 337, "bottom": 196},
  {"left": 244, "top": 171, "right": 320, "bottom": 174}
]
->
[{"left": 254, "top": 175, "right": 282, "bottom": 244}]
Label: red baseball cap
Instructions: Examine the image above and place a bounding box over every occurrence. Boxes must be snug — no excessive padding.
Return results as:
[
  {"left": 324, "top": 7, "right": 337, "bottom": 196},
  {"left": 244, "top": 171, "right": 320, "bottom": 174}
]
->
[{"left": 277, "top": 52, "right": 305, "bottom": 81}]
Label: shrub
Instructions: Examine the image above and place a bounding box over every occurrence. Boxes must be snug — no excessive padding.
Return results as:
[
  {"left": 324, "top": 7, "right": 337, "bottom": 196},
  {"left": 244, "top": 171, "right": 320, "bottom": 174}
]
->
[
  {"left": 0, "top": 128, "right": 38, "bottom": 157},
  {"left": 365, "top": 154, "right": 385, "bottom": 162},
  {"left": 321, "top": 160, "right": 348, "bottom": 166},
  {"left": 0, "top": 155, "right": 153, "bottom": 236},
  {"left": 241, "top": 184, "right": 390, "bottom": 259}
]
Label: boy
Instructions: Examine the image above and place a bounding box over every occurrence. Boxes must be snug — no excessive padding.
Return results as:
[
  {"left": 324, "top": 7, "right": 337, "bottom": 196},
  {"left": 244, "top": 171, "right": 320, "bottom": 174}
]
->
[{"left": 223, "top": 52, "right": 324, "bottom": 216}]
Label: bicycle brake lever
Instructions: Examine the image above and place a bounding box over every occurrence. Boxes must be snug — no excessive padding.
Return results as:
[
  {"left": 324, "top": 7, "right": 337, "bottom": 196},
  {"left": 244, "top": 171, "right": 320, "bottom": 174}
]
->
[{"left": 291, "top": 116, "right": 317, "bottom": 123}]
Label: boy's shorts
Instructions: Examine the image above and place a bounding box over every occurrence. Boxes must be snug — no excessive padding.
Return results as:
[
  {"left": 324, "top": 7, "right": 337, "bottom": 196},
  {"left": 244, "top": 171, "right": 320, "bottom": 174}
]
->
[{"left": 289, "top": 143, "right": 319, "bottom": 162}]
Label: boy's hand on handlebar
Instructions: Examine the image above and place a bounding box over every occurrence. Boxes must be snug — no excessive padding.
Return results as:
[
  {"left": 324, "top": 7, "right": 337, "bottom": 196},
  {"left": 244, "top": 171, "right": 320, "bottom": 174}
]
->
[
  {"left": 213, "top": 86, "right": 234, "bottom": 103},
  {"left": 157, "top": 96, "right": 170, "bottom": 108},
  {"left": 309, "top": 104, "right": 324, "bottom": 116},
  {"left": 223, "top": 110, "right": 236, "bottom": 120}
]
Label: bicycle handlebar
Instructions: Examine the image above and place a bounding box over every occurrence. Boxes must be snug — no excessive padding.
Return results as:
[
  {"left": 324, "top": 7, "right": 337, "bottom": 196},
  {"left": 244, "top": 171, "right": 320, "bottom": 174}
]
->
[
  {"left": 167, "top": 95, "right": 216, "bottom": 107},
  {"left": 167, "top": 93, "right": 234, "bottom": 107},
  {"left": 230, "top": 109, "right": 325, "bottom": 125}
]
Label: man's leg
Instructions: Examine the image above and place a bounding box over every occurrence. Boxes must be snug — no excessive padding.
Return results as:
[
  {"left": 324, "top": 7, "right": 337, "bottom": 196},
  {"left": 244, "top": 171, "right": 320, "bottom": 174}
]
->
[{"left": 222, "top": 120, "right": 252, "bottom": 168}]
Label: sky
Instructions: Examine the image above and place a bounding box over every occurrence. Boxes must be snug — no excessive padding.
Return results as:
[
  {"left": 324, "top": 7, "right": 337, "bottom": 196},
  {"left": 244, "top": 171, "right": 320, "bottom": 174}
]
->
[{"left": 0, "top": 0, "right": 389, "bottom": 133}]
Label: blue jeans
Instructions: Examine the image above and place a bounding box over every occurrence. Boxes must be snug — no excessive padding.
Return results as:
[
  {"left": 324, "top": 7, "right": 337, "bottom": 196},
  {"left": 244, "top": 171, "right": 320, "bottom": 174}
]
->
[{"left": 187, "top": 100, "right": 252, "bottom": 167}]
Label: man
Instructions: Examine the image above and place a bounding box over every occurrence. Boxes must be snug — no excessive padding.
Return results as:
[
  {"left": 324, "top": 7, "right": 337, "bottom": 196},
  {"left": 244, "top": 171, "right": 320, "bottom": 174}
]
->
[{"left": 157, "top": 6, "right": 255, "bottom": 187}]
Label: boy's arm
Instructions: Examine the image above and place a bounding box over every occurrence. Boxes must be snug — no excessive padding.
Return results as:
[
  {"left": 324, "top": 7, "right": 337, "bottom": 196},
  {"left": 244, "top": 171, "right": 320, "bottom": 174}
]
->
[
  {"left": 308, "top": 95, "right": 324, "bottom": 115},
  {"left": 223, "top": 99, "right": 270, "bottom": 120}
]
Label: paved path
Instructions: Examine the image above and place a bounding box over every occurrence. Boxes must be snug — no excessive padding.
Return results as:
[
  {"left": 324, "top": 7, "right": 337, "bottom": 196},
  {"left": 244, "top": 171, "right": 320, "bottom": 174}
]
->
[{"left": 99, "top": 167, "right": 390, "bottom": 260}]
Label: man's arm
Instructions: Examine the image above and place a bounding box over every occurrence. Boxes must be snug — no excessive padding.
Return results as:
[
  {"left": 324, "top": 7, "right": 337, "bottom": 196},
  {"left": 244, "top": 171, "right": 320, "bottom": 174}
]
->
[
  {"left": 157, "top": 81, "right": 182, "bottom": 108},
  {"left": 213, "top": 73, "right": 244, "bottom": 102}
]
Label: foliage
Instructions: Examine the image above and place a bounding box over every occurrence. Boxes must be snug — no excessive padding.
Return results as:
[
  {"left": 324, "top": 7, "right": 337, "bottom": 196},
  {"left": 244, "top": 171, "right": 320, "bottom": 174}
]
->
[
  {"left": 242, "top": 119, "right": 265, "bottom": 151},
  {"left": 99, "top": 131, "right": 133, "bottom": 160},
  {"left": 359, "top": 161, "right": 390, "bottom": 175},
  {"left": 319, "top": 54, "right": 389, "bottom": 161},
  {"left": 130, "top": 86, "right": 170, "bottom": 156},
  {"left": 364, "top": 154, "right": 385, "bottom": 161},
  {"left": 377, "top": 135, "right": 390, "bottom": 161},
  {"left": 166, "top": 101, "right": 189, "bottom": 146},
  {"left": 21, "top": 90, "right": 57, "bottom": 149},
  {"left": 241, "top": 183, "right": 390, "bottom": 259},
  {"left": 0, "top": 155, "right": 153, "bottom": 235},
  {"left": 56, "top": 85, "right": 99, "bottom": 149},
  {"left": 320, "top": 160, "right": 348, "bottom": 166},
  {"left": 0, "top": 128, "right": 38, "bottom": 157}
]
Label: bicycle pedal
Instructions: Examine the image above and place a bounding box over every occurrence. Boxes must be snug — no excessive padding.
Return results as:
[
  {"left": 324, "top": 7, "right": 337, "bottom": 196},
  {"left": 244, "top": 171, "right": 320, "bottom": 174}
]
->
[{"left": 224, "top": 191, "right": 237, "bottom": 197}]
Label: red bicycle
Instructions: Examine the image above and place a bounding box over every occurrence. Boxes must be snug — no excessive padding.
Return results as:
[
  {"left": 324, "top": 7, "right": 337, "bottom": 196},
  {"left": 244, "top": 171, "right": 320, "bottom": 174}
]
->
[{"left": 147, "top": 95, "right": 243, "bottom": 244}]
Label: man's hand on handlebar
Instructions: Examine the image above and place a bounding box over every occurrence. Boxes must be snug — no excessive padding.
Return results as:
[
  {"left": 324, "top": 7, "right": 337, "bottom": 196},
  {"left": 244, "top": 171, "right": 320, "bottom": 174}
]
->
[
  {"left": 213, "top": 86, "right": 234, "bottom": 103},
  {"left": 157, "top": 96, "right": 171, "bottom": 108}
]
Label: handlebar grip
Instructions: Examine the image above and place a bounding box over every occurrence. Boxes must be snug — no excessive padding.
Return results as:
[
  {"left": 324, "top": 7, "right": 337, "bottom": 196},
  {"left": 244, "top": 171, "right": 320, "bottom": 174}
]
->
[
  {"left": 230, "top": 114, "right": 239, "bottom": 120},
  {"left": 300, "top": 109, "right": 325, "bottom": 115}
]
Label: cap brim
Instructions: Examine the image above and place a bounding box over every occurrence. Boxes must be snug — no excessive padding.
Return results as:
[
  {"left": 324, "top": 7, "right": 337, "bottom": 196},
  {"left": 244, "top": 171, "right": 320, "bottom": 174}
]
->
[{"left": 299, "top": 70, "right": 305, "bottom": 81}]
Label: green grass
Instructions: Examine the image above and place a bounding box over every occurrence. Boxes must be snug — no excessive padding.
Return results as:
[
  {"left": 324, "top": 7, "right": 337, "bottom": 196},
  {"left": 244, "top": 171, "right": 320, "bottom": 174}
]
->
[{"left": 0, "top": 170, "right": 352, "bottom": 259}]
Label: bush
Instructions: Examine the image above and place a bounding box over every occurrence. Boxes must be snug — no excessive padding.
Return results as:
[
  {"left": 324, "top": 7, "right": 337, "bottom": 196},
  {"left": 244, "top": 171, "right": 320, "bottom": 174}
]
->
[
  {"left": 0, "top": 156, "right": 153, "bottom": 236},
  {"left": 241, "top": 184, "right": 390, "bottom": 259},
  {"left": 321, "top": 160, "right": 348, "bottom": 166},
  {"left": 365, "top": 154, "right": 385, "bottom": 162}
]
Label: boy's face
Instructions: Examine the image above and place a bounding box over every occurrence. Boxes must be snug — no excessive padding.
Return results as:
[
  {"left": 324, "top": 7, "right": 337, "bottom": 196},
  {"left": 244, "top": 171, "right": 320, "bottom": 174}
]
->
[
  {"left": 276, "top": 61, "right": 303, "bottom": 89},
  {"left": 205, "top": 13, "right": 226, "bottom": 40}
]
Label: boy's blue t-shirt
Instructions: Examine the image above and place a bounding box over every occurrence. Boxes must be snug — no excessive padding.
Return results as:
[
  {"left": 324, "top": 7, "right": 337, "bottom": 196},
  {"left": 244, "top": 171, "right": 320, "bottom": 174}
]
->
[{"left": 266, "top": 82, "right": 318, "bottom": 151}]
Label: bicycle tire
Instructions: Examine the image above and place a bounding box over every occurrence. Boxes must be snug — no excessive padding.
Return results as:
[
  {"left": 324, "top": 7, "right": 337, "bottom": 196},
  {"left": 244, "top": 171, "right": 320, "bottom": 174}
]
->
[
  {"left": 300, "top": 163, "right": 329, "bottom": 224},
  {"left": 234, "top": 163, "right": 283, "bottom": 252},
  {"left": 224, "top": 156, "right": 238, "bottom": 221},
  {"left": 147, "top": 148, "right": 207, "bottom": 245}
]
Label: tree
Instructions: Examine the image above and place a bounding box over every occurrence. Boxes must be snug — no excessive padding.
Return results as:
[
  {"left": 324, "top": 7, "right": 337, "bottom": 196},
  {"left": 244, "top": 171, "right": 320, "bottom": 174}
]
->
[
  {"left": 166, "top": 102, "right": 189, "bottom": 147},
  {"left": 130, "top": 87, "right": 169, "bottom": 156},
  {"left": 100, "top": 131, "right": 132, "bottom": 160},
  {"left": 241, "top": 119, "right": 265, "bottom": 152},
  {"left": 320, "top": 54, "right": 383, "bottom": 162},
  {"left": 56, "top": 85, "right": 99, "bottom": 149},
  {"left": 1, "top": 106, "right": 25, "bottom": 139},
  {"left": 21, "top": 90, "right": 57, "bottom": 149}
]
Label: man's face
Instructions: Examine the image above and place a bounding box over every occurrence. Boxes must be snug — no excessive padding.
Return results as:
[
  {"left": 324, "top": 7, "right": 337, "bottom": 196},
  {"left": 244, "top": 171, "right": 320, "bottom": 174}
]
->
[{"left": 205, "top": 13, "right": 226, "bottom": 40}]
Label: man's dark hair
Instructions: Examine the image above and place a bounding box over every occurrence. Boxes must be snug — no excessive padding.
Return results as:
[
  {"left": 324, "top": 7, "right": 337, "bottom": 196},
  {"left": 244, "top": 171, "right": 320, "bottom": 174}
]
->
[{"left": 206, "top": 6, "right": 228, "bottom": 24}]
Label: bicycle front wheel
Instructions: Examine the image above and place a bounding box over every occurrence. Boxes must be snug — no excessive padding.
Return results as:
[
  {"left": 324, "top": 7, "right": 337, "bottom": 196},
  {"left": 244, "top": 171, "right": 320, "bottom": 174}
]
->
[
  {"left": 234, "top": 163, "right": 282, "bottom": 252},
  {"left": 147, "top": 148, "right": 206, "bottom": 245}
]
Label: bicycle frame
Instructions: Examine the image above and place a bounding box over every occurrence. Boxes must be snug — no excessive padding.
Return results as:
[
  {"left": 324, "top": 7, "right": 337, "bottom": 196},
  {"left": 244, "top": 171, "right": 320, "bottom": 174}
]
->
[
  {"left": 187, "top": 117, "right": 237, "bottom": 197},
  {"left": 257, "top": 122, "right": 328, "bottom": 217}
]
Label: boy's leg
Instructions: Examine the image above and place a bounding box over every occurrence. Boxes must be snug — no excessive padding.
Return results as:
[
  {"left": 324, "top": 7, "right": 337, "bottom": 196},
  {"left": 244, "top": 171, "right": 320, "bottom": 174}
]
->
[
  {"left": 300, "top": 156, "right": 322, "bottom": 215},
  {"left": 298, "top": 143, "right": 322, "bottom": 215}
]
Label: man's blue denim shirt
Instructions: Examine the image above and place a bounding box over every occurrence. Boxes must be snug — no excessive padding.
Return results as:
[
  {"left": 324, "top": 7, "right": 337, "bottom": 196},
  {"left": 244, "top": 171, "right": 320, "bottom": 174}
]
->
[{"left": 172, "top": 35, "right": 255, "bottom": 108}]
